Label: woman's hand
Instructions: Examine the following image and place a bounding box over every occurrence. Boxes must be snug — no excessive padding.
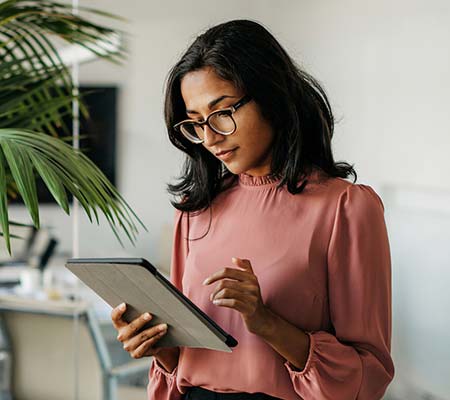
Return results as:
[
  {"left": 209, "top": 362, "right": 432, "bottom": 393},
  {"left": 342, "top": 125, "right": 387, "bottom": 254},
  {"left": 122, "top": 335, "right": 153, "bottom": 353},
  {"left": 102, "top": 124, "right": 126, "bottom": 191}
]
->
[
  {"left": 111, "top": 303, "right": 168, "bottom": 359},
  {"left": 202, "top": 257, "right": 272, "bottom": 336}
]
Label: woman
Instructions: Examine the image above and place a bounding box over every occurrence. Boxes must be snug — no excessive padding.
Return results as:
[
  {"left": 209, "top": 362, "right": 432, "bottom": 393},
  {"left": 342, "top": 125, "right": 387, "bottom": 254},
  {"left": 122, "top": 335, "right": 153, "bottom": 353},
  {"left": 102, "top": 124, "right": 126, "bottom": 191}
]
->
[{"left": 111, "top": 19, "right": 395, "bottom": 399}]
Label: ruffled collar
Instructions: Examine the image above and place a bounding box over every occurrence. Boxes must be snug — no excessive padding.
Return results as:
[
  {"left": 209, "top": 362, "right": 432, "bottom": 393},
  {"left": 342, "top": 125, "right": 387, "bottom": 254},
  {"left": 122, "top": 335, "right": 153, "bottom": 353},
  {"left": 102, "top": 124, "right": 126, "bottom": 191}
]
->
[
  {"left": 237, "top": 168, "right": 321, "bottom": 187},
  {"left": 238, "top": 172, "right": 282, "bottom": 186}
]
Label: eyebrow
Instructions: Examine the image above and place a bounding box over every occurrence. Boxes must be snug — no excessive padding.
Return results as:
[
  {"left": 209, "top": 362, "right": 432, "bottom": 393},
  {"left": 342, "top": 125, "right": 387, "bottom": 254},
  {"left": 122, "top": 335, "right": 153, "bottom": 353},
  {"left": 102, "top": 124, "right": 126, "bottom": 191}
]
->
[{"left": 185, "top": 95, "right": 237, "bottom": 115}]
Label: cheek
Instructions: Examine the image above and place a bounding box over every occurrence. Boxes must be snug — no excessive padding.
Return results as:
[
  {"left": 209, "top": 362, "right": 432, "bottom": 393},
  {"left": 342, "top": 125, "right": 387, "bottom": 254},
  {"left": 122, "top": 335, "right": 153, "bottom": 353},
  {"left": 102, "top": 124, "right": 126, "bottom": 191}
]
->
[
  {"left": 246, "top": 120, "right": 274, "bottom": 150},
  {"left": 235, "top": 111, "right": 273, "bottom": 147}
]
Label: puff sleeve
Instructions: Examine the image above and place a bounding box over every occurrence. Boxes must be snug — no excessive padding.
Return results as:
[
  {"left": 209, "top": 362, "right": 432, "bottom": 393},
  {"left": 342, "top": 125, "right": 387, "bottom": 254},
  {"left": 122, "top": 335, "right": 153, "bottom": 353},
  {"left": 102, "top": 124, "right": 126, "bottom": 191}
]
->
[
  {"left": 147, "top": 208, "right": 188, "bottom": 400},
  {"left": 284, "top": 184, "right": 395, "bottom": 399}
]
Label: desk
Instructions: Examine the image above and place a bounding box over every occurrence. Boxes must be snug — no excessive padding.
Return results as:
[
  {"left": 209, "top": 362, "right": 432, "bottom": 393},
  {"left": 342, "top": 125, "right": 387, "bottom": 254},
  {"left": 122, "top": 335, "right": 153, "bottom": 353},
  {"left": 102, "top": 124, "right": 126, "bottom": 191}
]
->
[{"left": 0, "top": 293, "right": 149, "bottom": 400}]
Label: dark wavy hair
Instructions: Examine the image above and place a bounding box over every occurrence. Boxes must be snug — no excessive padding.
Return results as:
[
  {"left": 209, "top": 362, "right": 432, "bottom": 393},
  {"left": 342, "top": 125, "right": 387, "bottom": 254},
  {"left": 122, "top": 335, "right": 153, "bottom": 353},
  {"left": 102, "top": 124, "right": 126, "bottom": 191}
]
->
[{"left": 164, "top": 19, "right": 357, "bottom": 214}]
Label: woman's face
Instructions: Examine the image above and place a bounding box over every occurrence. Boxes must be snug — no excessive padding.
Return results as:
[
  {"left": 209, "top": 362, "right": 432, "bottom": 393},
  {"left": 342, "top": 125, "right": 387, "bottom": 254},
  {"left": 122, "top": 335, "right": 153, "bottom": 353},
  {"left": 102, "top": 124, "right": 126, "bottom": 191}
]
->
[{"left": 180, "top": 66, "right": 274, "bottom": 177}]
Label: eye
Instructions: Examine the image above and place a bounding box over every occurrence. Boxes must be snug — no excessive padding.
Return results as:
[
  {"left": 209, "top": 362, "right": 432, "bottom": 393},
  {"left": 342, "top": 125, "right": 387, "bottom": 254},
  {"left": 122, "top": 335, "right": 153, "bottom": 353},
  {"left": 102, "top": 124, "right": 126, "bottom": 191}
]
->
[
  {"left": 186, "top": 116, "right": 203, "bottom": 124},
  {"left": 184, "top": 113, "right": 203, "bottom": 123},
  {"left": 215, "top": 110, "right": 231, "bottom": 118}
]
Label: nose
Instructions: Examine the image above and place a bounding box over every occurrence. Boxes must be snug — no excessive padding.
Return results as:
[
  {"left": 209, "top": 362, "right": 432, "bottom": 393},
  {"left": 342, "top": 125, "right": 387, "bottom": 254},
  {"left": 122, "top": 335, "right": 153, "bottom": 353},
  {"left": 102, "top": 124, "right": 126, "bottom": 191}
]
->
[{"left": 202, "top": 125, "right": 224, "bottom": 147}]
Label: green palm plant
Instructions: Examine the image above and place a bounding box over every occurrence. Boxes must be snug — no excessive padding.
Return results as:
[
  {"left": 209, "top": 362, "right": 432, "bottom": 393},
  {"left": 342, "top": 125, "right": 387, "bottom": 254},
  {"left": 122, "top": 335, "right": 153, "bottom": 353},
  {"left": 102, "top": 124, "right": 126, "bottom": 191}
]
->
[{"left": 0, "top": 0, "right": 146, "bottom": 254}]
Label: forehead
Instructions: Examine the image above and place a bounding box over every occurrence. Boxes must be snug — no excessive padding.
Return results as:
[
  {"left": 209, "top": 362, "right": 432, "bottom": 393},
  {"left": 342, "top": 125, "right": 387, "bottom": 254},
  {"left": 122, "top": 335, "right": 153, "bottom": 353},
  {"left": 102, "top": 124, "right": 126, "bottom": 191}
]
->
[{"left": 180, "top": 67, "right": 239, "bottom": 107}]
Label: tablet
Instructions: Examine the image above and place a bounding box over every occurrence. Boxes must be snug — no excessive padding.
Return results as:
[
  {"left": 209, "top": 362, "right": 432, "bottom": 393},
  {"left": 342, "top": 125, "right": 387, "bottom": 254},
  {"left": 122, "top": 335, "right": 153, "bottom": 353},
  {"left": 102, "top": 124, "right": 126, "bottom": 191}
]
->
[{"left": 65, "top": 258, "right": 238, "bottom": 352}]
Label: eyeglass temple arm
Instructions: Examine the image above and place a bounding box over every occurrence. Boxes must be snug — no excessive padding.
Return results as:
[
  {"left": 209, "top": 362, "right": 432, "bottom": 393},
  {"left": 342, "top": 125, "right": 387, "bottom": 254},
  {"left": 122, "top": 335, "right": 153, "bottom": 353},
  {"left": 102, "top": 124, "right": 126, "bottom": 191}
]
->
[{"left": 233, "top": 95, "right": 252, "bottom": 111}]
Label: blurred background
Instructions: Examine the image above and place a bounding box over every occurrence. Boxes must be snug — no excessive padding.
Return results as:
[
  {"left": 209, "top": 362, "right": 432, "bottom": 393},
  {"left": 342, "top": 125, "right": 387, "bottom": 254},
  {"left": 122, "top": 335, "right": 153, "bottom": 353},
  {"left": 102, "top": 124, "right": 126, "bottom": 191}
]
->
[{"left": 1, "top": 0, "right": 449, "bottom": 399}]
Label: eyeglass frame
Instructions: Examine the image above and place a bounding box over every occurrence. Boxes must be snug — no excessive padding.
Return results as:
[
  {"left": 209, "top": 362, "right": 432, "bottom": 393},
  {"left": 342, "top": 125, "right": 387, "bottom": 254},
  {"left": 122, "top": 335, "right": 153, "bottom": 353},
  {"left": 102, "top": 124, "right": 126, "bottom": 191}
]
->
[{"left": 173, "top": 95, "right": 252, "bottom": 144}]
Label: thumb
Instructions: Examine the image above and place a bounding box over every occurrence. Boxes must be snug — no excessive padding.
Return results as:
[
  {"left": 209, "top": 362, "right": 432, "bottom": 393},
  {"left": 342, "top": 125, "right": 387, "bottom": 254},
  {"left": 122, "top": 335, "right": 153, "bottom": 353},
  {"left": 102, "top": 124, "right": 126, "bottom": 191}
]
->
[{"left": 232, "top": 257, "right": 252, "bottom": 271}]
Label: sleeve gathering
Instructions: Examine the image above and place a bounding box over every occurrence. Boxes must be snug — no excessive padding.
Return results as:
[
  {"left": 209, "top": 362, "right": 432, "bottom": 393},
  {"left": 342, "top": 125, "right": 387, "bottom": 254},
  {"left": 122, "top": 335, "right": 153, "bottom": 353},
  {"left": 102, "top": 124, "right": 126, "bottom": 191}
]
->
[
  {"left": 147, "top": 208, "right": 188, "bottom": 400},
  {"left": 284, "top": 184, "right": 395, "bottom": 400},
  {"left": 147, "top": 358, "right": 181, "bottom": 400}
]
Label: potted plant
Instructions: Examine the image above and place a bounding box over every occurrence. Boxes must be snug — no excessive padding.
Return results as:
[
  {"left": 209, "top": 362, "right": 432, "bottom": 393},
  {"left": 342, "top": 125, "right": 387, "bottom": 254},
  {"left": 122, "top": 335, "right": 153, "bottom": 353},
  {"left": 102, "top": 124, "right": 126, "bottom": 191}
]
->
[{"left": 0, "top": 0, "right": 145, "bottom": 254}]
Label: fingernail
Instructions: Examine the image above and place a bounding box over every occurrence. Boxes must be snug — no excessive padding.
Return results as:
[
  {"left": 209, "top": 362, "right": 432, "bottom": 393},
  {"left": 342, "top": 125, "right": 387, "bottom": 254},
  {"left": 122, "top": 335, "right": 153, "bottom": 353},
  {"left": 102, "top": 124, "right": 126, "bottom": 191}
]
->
[
  {"left": 160, "top": 324, "right": 168, "bottom": 331},
  {"left": 202, "top": 278, "right": 209, "bottom": 285},
  {"left": 232, "top": 257, "right": 237, "bottom": 262},
  {"left": 143, "top": 313, "right": 151, "bottom": 321},
  {"left": 117, "top": 334, "right": 122, "bottom": 341},
  {"left": 119, "top": 303, "right": 126, "bottom": 310}
]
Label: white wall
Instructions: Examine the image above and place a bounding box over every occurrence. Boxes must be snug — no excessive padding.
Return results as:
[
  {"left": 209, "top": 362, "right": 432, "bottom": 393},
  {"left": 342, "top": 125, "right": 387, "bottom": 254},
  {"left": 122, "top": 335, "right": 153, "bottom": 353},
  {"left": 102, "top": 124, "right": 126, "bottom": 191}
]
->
[
  {"left": 8, "top": 0, "right": 450, "bottom": 263},
  {"left": 5, "top": 1, "right": 450, "bottom": 398},
  {"left": 382, "top": 184, "right": 450, "bottom": 400},
  {"left": 8, "top": 0, "right": 277, "bottom": 268}
]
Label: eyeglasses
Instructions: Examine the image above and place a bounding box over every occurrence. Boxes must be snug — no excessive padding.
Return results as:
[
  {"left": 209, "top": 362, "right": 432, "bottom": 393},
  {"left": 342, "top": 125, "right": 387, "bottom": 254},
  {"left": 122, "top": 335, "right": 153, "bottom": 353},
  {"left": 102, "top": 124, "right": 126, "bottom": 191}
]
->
[{"left": 173, "top": 95, "right": 252, "bottom": 144}]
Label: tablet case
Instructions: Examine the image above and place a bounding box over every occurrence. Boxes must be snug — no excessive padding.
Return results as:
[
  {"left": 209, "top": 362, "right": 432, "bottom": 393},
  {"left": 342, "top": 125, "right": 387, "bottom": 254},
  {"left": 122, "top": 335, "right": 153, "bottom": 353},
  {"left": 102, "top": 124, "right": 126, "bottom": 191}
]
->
[{"left": 65, "top": 258, "right": 238, "bottom": 352}]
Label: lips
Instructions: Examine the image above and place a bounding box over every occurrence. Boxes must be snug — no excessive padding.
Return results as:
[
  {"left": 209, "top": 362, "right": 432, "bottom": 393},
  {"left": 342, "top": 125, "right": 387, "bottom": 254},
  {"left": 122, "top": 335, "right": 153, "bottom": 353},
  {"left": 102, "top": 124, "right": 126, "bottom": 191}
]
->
[{"left": 215, "top": 148, "right": 237, "bottom": 156}]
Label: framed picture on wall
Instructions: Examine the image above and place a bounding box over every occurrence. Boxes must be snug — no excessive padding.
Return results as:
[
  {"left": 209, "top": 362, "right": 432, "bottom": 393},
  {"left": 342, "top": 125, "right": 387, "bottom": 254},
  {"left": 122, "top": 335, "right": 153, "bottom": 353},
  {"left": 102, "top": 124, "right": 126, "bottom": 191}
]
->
[{"left": 10, "top": 85, "right": 118, "bottom": 204}]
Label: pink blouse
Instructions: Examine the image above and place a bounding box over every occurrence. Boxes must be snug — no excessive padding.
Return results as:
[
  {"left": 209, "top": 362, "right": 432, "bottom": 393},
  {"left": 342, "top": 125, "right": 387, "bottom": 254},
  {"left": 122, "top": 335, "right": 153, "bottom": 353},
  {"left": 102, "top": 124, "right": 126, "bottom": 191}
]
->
[{"left": 147, "top": 168, "right": 395, "bottom": 399}]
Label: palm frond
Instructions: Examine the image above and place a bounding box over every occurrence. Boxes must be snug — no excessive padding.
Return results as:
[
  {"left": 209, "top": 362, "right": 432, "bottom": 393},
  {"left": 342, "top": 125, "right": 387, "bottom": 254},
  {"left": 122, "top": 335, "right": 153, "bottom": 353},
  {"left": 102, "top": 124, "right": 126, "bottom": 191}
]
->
[
  {"left": 0, "top": 220, "right": 34, "bottom": 242},
  {"left": 0, "top": 148, "right": 10, "bottom": 252},
  {"left": 0, "top": 129, "right": 147, "bottom": 253},
  {"left": 0, "top": 0, "right": 126, "bottom": 137},
  {"left": 0, "top": 1, "right": 143, "bottom": 254}
]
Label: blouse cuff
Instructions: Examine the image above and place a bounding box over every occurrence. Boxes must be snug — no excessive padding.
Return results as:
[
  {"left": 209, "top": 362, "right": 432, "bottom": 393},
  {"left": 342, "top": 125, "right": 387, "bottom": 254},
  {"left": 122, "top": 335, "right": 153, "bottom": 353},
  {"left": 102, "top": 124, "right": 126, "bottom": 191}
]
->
[
  {"left": 152, "top": 357, "right": 178, "bottom": 380},
  {"left": 283, "top": 331, "right": 316, "bottom": 377}
]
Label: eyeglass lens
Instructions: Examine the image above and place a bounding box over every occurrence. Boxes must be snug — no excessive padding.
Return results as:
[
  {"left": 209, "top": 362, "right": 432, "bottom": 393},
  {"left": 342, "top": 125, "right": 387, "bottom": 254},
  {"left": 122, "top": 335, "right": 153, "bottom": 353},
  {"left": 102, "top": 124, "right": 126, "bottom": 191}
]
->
[{"left": 180, "top": 111, "right": 236, "bottom": 142}]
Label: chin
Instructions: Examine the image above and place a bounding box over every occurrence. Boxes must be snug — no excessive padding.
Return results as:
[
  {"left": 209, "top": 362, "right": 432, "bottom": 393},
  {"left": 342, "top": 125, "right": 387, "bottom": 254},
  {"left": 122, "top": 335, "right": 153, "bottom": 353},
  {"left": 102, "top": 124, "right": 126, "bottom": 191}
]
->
[{"left": 223, "top": 163, "right": 247, "bottom": 175}]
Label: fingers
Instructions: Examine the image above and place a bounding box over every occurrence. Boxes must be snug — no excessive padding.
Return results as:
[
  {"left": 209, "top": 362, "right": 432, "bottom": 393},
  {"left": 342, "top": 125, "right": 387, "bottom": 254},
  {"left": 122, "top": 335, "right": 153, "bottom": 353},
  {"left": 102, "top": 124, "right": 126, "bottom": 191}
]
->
[
  {"left": 123, "top": 323, "right": 167, "bottom": 351},
  {"left": 111, "top": 303, "right": 127, "bottom": 329},
  {"left": 212, "top": 298, "right": 248, "bottom": 313},
  {"left": 111, "top": 303, "right": 170, "bottom": 359},
  {"left": 210, "top": 287, "right": 251, "bottom": 301},
  {"left": 208, "top": 282, "right": 258, "bottom": 314},
  {"left": 209, "top": 280, "right": 256, "bottom": 302},
  {"left": 117, "top": 312, "right": 153, "bottom": 341},
  {"left": 203, "top": 267, "right": 255, "bottom": 286},
  {"left": 127, "top": 324, "right": 169, "bottom": 359}
]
